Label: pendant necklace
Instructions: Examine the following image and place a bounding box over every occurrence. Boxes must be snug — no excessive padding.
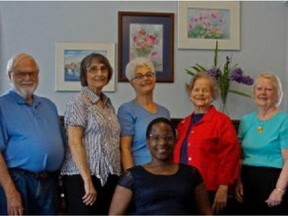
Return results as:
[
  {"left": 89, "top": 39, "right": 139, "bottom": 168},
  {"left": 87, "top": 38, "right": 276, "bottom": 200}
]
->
[
  {"left": 257, "top": 117, "right": 265, "bottom": 133},
  {"left": 257, "top": 107, "right": 276, "bottom": 133},
  {"left": 257, "top": 125, "right": 263, "bottom": 133},
  {"left": 257, "top": 115, "right": 265, "bottom": 133}
]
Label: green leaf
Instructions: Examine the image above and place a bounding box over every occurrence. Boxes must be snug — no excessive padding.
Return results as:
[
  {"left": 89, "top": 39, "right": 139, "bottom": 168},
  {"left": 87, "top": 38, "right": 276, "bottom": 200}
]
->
[
  {"left": 185, "top": 70, "right": 196, "bottom": 76},
  {"left": 214, "top": 41, "right": 218, "bottom": 67},
  {"left": 195, "top": 64, "right": 207, "bottom": 71},
  {"left": 191, "top": 66, "right": 201, "bottom": 72},
  {"left": 229, "top": 89, "right": 252, "bottom": 98}
]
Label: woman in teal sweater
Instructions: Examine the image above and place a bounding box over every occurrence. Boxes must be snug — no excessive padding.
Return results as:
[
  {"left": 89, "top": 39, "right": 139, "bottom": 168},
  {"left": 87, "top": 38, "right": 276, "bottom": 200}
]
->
[{"left": 236, "top": 73, "right": 288, "bottom": 215}]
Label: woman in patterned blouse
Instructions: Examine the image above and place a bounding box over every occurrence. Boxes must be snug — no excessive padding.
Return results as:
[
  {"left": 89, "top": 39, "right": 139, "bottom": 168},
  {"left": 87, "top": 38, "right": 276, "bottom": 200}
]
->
[{"left": 61, "top": 53, "right": 121, "bottom": 215}]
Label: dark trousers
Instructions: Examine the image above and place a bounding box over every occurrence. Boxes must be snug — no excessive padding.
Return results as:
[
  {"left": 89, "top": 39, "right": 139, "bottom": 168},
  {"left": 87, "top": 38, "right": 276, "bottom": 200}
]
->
[
  {"left": 0, "top": 169, "right": 59, "bottom": 215},
  {"left": 208, "top": 190, "right": 243, "bottom": 215},
  {"left": 62, "top": 174, "right": 119, "bottom": 215},
  {"left": 242, "top": 165, "right": 288, "bottom": 215}
]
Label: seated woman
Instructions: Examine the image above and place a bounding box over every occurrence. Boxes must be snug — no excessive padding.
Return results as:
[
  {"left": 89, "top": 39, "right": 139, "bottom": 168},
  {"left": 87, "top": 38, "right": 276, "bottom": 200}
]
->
[{"left": 109, "top": 117, "right": 212, "bottom": 215}]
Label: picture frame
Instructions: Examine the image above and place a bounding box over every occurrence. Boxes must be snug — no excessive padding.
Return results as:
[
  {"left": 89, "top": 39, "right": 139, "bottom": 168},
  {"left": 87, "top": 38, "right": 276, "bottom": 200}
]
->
[
  {"left": 178, "top": 1, "right": 240, "bottom": 50},
  {"left": 118, "top": 11, "right": 174, "bottom": 82},
  {"left": 55, "top": 42, "right": 116, "bottom": 92}
]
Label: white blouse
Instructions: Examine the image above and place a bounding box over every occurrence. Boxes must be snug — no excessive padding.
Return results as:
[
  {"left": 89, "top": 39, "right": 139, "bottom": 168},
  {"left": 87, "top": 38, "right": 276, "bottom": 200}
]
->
[{"left": 61, "top": 87, "right": 121, "bottom": 186}]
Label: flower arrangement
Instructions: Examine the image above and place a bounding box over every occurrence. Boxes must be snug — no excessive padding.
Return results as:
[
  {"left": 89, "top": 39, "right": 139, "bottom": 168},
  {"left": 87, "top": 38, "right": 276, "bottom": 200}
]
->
[
  {"left": 131, "top": 27, "right": 160, "bottom": 58},
  {"left": 186, "top": 41, "right": 254, "bottom": 112}
]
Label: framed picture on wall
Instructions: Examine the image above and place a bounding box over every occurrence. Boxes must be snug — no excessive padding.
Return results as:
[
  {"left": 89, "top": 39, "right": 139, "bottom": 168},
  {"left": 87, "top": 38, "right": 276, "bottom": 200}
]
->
[
  {"left": 118, "top": 11, "right": 174, "bottom": 82},
  {"left": 55, "top": 42, "right": 116, "bottom": 92},
  {"left": 178, "top": 1, "right": 240, "bottom": 50}
]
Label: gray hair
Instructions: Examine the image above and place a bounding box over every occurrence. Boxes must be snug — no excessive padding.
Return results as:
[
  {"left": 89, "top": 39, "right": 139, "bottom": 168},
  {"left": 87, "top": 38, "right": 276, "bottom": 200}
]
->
[
  {"left": 253, "top": 73, "right": 283, "bottom": 106},
  {"left": 125, "top": 57, "right": 155, "bottom": 81},
  {"left": 186, "top": 73, "right": 220, "bottom": 101},
  {"left": 6, "top": 53, "right": 39, "bottom": 75}
]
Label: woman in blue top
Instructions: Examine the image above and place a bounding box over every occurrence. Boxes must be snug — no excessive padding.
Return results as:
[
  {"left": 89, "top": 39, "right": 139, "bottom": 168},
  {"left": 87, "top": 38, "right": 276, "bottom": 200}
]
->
[
  {"left": 236, "top": 73, "right": 288, "bottom": 215},
  {"left": 118, "top": 57, "right": 170, "bottom": 170},
  {"left": 109, "top": 117, "right": 212, "bottom": 215}
]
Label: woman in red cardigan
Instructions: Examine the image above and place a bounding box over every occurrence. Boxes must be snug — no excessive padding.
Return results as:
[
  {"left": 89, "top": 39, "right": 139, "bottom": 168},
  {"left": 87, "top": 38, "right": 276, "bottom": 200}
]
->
[{"left": 173, "top": 73, "right": 240, "bottom": 214}]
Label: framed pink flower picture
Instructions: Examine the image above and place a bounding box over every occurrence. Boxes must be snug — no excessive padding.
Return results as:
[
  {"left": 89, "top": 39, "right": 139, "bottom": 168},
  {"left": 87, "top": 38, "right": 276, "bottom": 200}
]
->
[
  {"left": 118, "top": 11, "right": 174, "bottom": 82},
  {"left": 178, "top": 2, "right": 240, "bottom": 50}
]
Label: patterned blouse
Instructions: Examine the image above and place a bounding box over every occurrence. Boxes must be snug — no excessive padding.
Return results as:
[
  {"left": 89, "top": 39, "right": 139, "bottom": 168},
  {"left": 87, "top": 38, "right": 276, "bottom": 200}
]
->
[{"left": 61, "top": 87, "right": 121, "bottom": 186}]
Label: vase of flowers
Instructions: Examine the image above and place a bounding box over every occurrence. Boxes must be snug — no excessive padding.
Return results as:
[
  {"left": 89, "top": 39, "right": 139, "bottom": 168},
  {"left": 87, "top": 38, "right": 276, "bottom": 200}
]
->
[{"left": 185, "top": 41, "right": 254, "bottom": 113}]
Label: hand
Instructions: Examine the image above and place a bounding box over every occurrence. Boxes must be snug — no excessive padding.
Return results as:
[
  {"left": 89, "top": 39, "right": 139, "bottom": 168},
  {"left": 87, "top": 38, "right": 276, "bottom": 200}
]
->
[
  {"left": 82, "top": 179, "right": 97, "bottom": 206},
  {"left": 235, "top": 180, "right": 244, "bottom": 203},
  {"left": 7, "top": 189, "right": 24, "bottom": 215},
  {"left": 265, "top": 188, "right": 284, "bottom": 207},
  {"left": 212, "top": 185, "right": 228, "bottom": 214}
]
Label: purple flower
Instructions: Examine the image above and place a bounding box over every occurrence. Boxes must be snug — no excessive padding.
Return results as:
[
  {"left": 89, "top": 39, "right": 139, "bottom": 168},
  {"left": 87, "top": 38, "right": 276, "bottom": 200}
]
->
[
  {"left": 207, "top": 67, "right": 221, "bottom": 78},
  {"left": 241, "top": 76, "right": 254, "bottom": 85},
  {"left": 229, "top": 67, "right": 254, "bottom": 85},
  {"left": 230, "top": 67, "right": 244, "bottom": 83}
]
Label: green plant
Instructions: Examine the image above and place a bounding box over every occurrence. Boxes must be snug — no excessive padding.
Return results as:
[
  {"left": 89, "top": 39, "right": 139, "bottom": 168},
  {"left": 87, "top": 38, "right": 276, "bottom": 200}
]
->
[{"left": 186, "top": 41, "right": 254, "bottom": 112}]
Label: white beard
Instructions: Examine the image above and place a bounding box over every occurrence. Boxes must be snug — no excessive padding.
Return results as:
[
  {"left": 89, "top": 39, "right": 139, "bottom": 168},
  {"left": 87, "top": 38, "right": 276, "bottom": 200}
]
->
[{"left": 11, "top": 83, "right": 37, "bottom": 101}]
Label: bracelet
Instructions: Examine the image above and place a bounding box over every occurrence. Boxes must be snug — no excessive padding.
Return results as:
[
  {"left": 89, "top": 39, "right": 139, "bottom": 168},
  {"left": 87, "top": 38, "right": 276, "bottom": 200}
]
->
[{"left": 276, "top": 187, "right": 285, "bottom": 194}]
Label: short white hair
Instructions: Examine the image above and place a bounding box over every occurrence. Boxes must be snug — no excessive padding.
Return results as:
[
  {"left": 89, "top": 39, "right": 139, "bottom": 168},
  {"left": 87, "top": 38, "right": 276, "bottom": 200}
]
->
[
  {"left": 6, "top": 53, "right": 39, "bottom": 75},
  {"left": 253, "top": 72, "right": 283, "bottom": 106},
  {"left": 125, "top": 57, "right": 155, "bottom": 81}
]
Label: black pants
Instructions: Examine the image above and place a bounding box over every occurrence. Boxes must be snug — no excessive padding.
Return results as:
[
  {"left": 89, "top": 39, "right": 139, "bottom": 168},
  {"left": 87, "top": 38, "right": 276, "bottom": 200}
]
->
[
  {"left": 62, "top": 174, "right": 119, "bottom": 215},
  {"left": 242, "top": 165, "right": 288, "bottom": 215},
  {"left": 208, "top": 190, "right": 243, "bottom": 215}
]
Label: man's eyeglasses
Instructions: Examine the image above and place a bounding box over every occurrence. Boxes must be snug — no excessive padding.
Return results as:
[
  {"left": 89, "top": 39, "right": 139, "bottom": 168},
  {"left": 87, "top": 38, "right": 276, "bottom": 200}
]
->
[
  {"left": 149, "top": 134, "right": 174, "bottom": 142},
  {"left": 12, "top": 71, "right": 39, "bottom": 79},
  {"left": 133, "top": 72, "right": 155, "bottom": 80}
]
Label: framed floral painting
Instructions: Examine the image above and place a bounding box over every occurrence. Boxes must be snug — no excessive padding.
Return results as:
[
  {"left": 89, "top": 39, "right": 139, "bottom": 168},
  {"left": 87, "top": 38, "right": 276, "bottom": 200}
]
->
[
  {"left": 118, "top": 11, "right": 174, "bottom": 82},
  {"left": 178, "top": 1, "right": 240, "bottom": 50}
]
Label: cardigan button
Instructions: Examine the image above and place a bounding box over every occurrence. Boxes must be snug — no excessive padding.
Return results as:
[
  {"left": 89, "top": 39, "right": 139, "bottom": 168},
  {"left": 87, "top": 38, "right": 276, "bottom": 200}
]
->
[{"left": 188, "top": 157, "right": 192, "bottom": 161}]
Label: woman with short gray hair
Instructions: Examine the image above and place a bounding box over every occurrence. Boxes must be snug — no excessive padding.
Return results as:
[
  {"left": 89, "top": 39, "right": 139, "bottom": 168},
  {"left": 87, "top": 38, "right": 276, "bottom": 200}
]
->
[{"left": 117, "top": 57, "right": 170, "bottom": 171}]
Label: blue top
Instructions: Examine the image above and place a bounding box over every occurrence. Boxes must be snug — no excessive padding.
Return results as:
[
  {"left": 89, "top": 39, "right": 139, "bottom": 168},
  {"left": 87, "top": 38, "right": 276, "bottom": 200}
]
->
[
  {"left": 180, "top": 113, "right": 204, "bottom": 164},
  {"left": 117, "top": 100, "right": 170, "bottom": 165},
  {"left": 0, "top": 89, "right": 65, "bottom": 172},
  {"left": 238, "top": 110, "right": 288, "bottom": 168},
  {"left": 118, "top": 163, "right": 203, "bottom": 215}
]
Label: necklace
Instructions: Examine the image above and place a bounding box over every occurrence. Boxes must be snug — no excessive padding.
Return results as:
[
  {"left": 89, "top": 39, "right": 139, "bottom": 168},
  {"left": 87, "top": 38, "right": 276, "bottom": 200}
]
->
[
  {"left": 257, "top": 125, "right": 263, "bottom": 133},
  {"left": 256, "top": 116, "right": 265, "bottom": 133},
  {"left": 257, "top": 106, "right": 279, "bottom": 133}
]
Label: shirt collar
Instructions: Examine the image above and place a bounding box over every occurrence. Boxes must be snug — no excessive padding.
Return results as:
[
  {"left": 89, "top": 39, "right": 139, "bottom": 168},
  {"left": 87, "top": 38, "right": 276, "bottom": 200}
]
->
[
  {"left": 81, "top": 86, "right": 109, "bottom": 105},
  {"left": 9, "top": 89, "right": 41, "bottom": 107},
  {"left": 191, "top": 105, "right": 217, "bottom": 123}
]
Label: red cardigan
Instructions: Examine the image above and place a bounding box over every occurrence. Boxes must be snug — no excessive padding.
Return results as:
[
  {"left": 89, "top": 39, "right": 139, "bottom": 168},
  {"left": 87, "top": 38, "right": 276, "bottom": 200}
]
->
[{"left": 173, "top": 106, "right": 240, "bottom": 191}]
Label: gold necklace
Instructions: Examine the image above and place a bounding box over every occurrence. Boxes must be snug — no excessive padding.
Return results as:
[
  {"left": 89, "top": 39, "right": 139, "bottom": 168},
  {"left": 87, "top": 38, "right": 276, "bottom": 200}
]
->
[
  {"left": 257, "top": 125, "right": 263, "bottom": 133},
  {"left": 257, "top": 106, "right": 278, "bottom": 133}
]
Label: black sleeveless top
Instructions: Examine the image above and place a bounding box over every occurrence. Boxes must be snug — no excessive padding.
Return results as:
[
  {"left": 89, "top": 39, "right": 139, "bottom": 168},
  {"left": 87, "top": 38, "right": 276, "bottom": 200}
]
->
[{"left": 118, "top": 163, "right": 203, "bottom": 215}]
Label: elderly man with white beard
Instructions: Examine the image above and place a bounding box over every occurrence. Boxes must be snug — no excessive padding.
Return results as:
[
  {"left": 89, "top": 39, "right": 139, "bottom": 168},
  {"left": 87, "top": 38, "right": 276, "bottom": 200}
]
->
[{"left": 0, "top": 53, "right": 65, "bottom": 215}]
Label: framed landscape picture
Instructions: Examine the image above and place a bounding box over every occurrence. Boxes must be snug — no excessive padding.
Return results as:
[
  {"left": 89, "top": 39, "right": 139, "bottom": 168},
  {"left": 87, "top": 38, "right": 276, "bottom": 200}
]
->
[{"left": 55, "top": 42, "right": 116, "bottom": 91}]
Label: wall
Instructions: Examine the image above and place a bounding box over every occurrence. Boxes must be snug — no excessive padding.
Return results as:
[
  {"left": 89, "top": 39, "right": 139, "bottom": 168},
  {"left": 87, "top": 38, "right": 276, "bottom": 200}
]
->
[{"left": 0, "top": 1, "right": 287, "bottom": 119}]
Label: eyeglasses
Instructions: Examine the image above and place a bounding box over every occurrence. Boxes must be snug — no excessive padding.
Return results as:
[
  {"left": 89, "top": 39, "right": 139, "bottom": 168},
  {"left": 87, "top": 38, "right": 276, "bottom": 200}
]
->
[
  {"left": 133, "top": 72, "right": 155, "bottom": 80},
  {"left": 87, "top": 65, "right": 108, "bottom": 74},
  {"left": 12, "top": 71, "right": 39, "bottom": 79},
  {"left": 149, "top": 134, "right": 174, "bottom": 142}
]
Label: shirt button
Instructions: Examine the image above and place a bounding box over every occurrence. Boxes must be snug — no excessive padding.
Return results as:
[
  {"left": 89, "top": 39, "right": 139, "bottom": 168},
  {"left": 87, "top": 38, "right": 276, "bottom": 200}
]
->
[{"left": 188, "top": 157, "right": 192, "bottom": 161}]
